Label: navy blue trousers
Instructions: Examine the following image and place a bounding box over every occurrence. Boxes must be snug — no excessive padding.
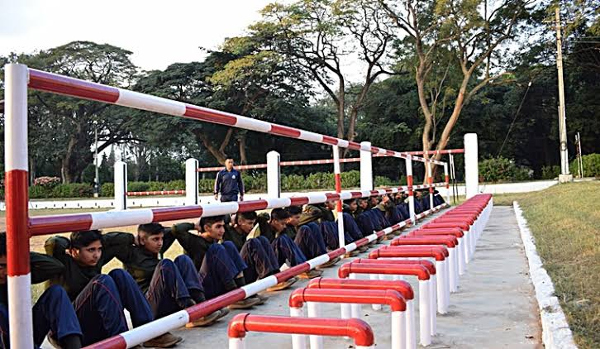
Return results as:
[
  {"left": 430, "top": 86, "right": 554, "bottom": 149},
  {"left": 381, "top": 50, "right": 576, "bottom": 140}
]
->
[
  {"left": 272, "top": 234, "right": 307, "bottom": 267},
  {"left": 342, "top": 213, "right": 364, "bottom": 240},
  {"left": 320, "top": 221, "right": 354, "bottom": 250},
  {"left": 220, "top": 194, "right": 238, "bottom": 202},
  {"left": 241, "top": 236, "right": 279, "bottom": 284},
  {"left": 74, "top": 270, "right": 153, "bottom": 346},
  {"left": 295, "top": 223, "right": 327, "bottom": 260},
  {"left": 146, "top": 255, "right": 203, "bottom": 319},
  {"left": 200, "top": 241, "right": 247, "bottom": 299},
  {"left": 0, "top": 285, "right": 82, "bottom": 349}
]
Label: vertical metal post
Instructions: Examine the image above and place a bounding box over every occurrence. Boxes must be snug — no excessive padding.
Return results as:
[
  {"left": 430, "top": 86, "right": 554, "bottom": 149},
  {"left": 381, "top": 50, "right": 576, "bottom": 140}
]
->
[
  {"left": 4, "top": 63, "right": 34, "bottom": 349},
  {"left": 185, "top": 158, "right": 199, "bottom": 205},
  {"left": 333, "top": 146, "right": 345, "bottom": 249},
  {"left": 94, "top": 123, "right": 99, "bottom": 198},
  {"left": 267, "top": 151, "right": 281, "bottom": 198},
  {"left": 405, "top": 156, "right": 416, "bottom": 224},
  {"left": 114, "top": 161, "right": 127, "bottom": 210}
]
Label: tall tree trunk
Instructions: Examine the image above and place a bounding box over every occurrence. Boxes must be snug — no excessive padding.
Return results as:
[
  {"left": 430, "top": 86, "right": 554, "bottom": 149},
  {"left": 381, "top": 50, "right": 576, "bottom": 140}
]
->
[{"left": 238, "top": 133, "right": 248, "bottom": 165}]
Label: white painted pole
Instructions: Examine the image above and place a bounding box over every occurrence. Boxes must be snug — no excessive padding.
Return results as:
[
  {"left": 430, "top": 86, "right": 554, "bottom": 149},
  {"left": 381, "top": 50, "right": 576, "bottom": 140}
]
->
[
  {"left": 392, "top": 311, "right": 406, "bottom": 349},
  {"left": 229, "top": 338, "right": 246, "bottom": 349},
  {"left": 360, "top": 141, "right": 373, "bottom": 191},
  {"left": 464, "top": 133, "right": 479, "bottom": 199},
  {"left": 449, "top": 248, "right": 458, "bottom": 292},
  {"left": 405, "top": 156, "right": 416, "bottom": 224},
  {"left": 114, "top": 161, "right": 127, "bottom": 210},
  {"left": 458, "top": 237, "right": 466, "bottom": 275},
  {"left": 333, "top": 145, "right": 345, "bottom": 249},
  {"left": 407, "top": 300, "right": 417, "bottom": 349},
  {"left": 435, "top": 260, "right": 448, "bottom": 314},
  {"left": 429, "top": 276, "right": 437, "bottom": 335},
  {"left": 290, "top": 307, "right": 307, "bottom": 349},
  {"left": 370, "top": 274, "right": 383, "bottom": 311},
  {"left": 267, "top": 151, "right": 281, "bottom": 198},
  {"left": 349, "top": 273, "right": 361, "bottom": 318},
  {"left": 5, "top": 63, "right": 35, "bottom": 349},
  {"left": 307, "top": 302, "right": 324, "bottom": 349},
  {"left": 185, "top": 158, "right": 199, "bottom": 206},
  {"left": 418, "top": 280, "right": 432, "bottom": 346}
]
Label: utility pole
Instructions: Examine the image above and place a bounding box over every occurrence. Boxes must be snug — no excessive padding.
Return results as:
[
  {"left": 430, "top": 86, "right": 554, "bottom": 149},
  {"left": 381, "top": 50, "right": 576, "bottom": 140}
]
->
[
  {"left": 94, "top": 122, "right": 100, "bottom": 197},
  {"left": 555, "top": 6, "right": 573, "bottom": 183}
]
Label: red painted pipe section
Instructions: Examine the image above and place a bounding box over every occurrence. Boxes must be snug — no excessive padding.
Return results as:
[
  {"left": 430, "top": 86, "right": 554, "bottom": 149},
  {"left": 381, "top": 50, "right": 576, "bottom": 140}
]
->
[
  {"left": 227, "top": 313, "right": 375, "bottom": 346},
  {"left": 307, "top": 277, "right": 414, "bottom": 300},
  {"left": 424, "top": 222, "right": 471, "bottom": 231},
  {"left": 412, "top": 228, "right": 464, "bottom": 237},
  {"left": 369, "top": 246, "right": 448, "bottom": 261},
  {"left": 338, "top": 262, "right": 431, "bottom": 281},
  {"left": 289, "top": 288, "right": 406, "bottom": 312},
  {"left": 355, "top": 258, "right": 436, "bottom": 276},
  {"left": 391, "top": 236, "right": 459, "bottom": 248}
]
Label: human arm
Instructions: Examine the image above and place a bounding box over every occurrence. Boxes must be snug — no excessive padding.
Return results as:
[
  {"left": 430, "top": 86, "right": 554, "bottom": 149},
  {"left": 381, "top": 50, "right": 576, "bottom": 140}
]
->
[
  {"left": 30, "top": 252, "right": 65, "bottom": 284},
  {"left": 170, "top": 223, "right": 197, "bottom": 252},
  {"left": 102, "top": 232, "right": 135, "bottom": 264},
  {"left": 44, "top": 236, "right": 71, "bottom": 263},
  {"left": 237, "top": 170, "right": 244, "bottom": 200},
  {"left": 214, "top": 171, "right": 222, "bottom": 200}
]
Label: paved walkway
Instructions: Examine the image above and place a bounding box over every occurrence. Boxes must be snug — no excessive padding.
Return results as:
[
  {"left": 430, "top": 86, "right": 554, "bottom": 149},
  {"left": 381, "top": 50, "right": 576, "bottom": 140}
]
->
[{"left": 160, "top": 206, "right": 541, "bottom": 349}]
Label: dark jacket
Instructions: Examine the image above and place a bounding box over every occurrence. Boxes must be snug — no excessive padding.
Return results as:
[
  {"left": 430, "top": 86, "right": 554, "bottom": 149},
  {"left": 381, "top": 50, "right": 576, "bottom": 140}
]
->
[
  {"left": 171, "top": 223, "right": 215, "bottom": 271},
  {"left": 214, "top": 169, "right": 244, "bottom": 196},
  {"left": 222, "top": 225, "right": 247, "bottom": 252},
  {"left": 45, "top": 236, "right": 106, "bottom": 301},
  {"left": 101, "top": 231, "right": 176, "bottom": 292},
  {"left": 0, "top": 252, "right": 65, "bottom": 304}
]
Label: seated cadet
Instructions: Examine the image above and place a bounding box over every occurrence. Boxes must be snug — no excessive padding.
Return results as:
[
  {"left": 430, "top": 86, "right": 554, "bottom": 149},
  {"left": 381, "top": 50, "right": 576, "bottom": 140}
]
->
[
  {"left": 433, "top": 190, "right": 445, "bottom": 206},
  {"left": 260, "top": 209, "right": 321, "bottom": 279},
  {"left": 378, "top": 194, "right": 402, "bottom": 225},
  {"left": 223, "top": 211, "right": 296, "bottom": 292},
  {"left": 355, "top": 197, "right": 369, "bottom": 216},
  {"left": 318, "top": 201, "right": 336, "bottom": 222},
  {"left": 0, "top": 233, "right": 83, "bottom": 349},
  {"left": 368, "top": 196, "right": 380, "bottom": 209},
  {"left": 102, "top": 224, "right": 227, "bottom": 326},
  {"left": 287, "top": 206, "right": 338, "bottom": 268},
  {"left": 45, "top": 231, "right": 181, "bottom": 347},
  {"left": 414, "top": 191, "right": 424, "bottom": 213},
  {"left": 171, "top": 216, "right": 261, "bottom": 308},
  {"left": 342, "top": 199, "right": 358, "bottom": 218}
]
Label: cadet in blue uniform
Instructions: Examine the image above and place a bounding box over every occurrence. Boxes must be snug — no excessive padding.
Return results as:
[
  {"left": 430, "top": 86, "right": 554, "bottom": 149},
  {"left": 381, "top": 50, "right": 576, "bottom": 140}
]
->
[{"left": 214, "top": 158, "right": 244, "bottom": 202}]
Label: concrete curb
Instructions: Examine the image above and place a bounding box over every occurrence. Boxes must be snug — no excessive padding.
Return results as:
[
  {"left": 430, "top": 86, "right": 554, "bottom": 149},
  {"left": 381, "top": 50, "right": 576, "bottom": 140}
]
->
[{"left": 513, "top": 201, "right": 578, "bottom": 349}]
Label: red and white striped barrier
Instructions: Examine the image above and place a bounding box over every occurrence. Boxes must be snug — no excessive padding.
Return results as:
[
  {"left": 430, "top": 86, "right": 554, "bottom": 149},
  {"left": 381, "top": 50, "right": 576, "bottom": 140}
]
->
[
  {"left": 29, "top": 186, "right": 426, "bottom": 236},
  {"left": 85, "top": 203, "right": 447, "bottom": 348},
  {"left": 126, "top": 190, "right": 186, "bottom": 196},
  {"left": 289, "top": 288, "right": 406, "bottom": 349},
  {"left": 228, "top": 314, "right": 375, "bottom": 349}
]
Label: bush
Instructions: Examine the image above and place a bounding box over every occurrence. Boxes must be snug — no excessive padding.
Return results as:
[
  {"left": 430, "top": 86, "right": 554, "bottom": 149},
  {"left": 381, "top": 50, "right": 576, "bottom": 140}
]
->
[
  {"left": 29, "top": 183, "right": 94, "bottom": 199},
  {"left": 571, "top": 153, "right": 600, "bottom": 178},
  {"left": 479, "top": 156, "right": 532, "bottom": 183},
  {"left": 541, "top": 165, "right": 560, "bottom": 180},
  {"left": 100, "top": 183, "right": 114, "bottom": 197}
]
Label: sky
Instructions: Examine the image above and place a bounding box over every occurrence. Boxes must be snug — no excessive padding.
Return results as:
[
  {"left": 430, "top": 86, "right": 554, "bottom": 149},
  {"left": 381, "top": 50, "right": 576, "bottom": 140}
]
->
[{"left": 0, "top": 0, "right": 279, "bottom": 71}]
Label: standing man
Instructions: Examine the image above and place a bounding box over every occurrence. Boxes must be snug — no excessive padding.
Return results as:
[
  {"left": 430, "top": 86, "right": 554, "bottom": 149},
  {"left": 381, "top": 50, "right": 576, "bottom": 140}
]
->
[{"left": 214, "top": 158, "right": 244, "bottom": 202}]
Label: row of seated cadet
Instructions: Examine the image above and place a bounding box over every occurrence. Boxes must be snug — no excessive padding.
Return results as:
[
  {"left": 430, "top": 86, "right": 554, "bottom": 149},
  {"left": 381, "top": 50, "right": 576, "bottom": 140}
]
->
[{"left": 0, "top": 189, "right": 445, "bottom": 349}]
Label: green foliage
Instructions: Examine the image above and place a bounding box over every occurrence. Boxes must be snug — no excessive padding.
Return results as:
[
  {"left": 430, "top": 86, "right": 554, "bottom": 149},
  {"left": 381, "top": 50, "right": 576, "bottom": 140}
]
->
[
  {"left": 479, "top": 156, "right": 532, "bottom": 183},
  {"left": 571, "top": 154, "right": 600, "bottom": 178},
  {"left": 29, "top": 183, "right": 95, "bottom": 199},
  {"left": 100, "top": 183, "right": 114, "bottom": 197},
  {"left": 541, "top": 165, "right": 560, "bottom": 180}
]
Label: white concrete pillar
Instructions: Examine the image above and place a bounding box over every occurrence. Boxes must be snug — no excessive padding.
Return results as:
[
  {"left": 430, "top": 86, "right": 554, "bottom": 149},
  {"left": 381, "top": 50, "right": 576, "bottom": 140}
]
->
[
  {"left": 464, "top": 133, "right": 479, "bottom": 199},
  {"left": 114, "top": 161, "right": 127, "bottom": 210},
  {"left": 332, "top": 146, "right": 345, "bottom": 249},
  {"left": 267, "top": 151, "right": 281, "bottom": 198},
  {"left": 360, "top": 141, "right": 373, "bottom": 191},
  {"left": 185, "top": 158, "right": 199, "bottom": 206}
]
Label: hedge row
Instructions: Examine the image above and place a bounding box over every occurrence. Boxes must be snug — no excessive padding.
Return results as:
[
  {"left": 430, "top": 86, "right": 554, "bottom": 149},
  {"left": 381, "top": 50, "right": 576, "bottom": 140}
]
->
[{"left": 1, "top": 170, "right": 398, "bottom": 199}]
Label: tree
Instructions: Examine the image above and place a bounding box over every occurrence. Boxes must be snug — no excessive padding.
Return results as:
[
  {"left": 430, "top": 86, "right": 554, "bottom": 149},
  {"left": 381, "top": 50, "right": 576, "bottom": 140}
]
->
[
  {"left": 251, "top": 0, "right": 395, "bottom": 153},
  {"left": 379, "top": 0, "right": 533, "bottom": 163},
  {"left": 2, "top": 41, "right": 141, "bottom": 182}
]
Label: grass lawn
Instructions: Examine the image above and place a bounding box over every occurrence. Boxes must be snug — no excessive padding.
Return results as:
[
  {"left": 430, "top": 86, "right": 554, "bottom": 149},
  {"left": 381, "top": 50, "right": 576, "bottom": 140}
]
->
[{"left": 495, "top": 181, "right": 600, "bottom": 349}]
